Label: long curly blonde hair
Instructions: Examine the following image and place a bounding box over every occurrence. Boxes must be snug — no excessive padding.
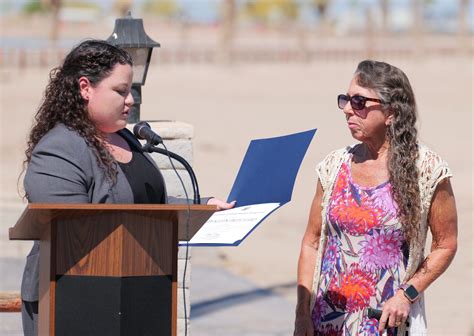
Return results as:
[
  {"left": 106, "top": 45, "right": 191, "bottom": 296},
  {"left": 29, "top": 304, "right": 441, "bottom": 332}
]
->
[{"left": 355, "top": 60, "right": 420, "bottom": 244}]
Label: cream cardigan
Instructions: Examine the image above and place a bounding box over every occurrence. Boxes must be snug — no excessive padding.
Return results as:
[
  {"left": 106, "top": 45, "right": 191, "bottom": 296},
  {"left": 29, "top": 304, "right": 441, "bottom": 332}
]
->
[{"left": 310, "top": 144, "right": 452, "bottom": 335}]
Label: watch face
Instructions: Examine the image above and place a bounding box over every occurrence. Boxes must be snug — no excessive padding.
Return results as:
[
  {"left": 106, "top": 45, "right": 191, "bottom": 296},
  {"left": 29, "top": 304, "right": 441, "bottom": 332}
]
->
[{"left": 405, "top": 285, "right": 419, "bottom": 300}]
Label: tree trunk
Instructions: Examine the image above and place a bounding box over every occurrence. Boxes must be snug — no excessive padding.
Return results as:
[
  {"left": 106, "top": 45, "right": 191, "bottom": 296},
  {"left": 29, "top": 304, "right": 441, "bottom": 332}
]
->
[
  {"left": 411, "top": 0, "right": 423, "bottom": 35},
  {"left": 458, "top": 0, "right": 470, "bottom": 53},
  {"left": 380, "top": 0, "right": 390, "bottom": 35},
  {"left": 411, "top": 0, "right": 423, "bottom": 57},
  {"left": 40, "top": 0, "right": 61, "bottom": 42},
  {"left": 316, "top": 0, "right": 331, "bottom": 37},
  {"left": 217, "top": 0, "right": 237, "bottom": 64},
  {"left": 114, "top": 0, "right": 133, "bottom": 17},
  {"left": 365, "top": 8, "right": 375, "bottom": 59},
  {"left": 50, "top": 0, "right": 61, "bottom": 42}
]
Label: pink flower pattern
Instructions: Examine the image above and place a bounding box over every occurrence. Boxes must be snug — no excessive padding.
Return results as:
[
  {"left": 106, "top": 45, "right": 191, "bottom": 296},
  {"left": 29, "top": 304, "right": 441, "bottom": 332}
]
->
[
  {"left": 328, "top": 163, "right": 385, "bottom": 236},
  {"left": 359, "top": 227, "right": 403, "bottom": 273},
  {"left": 327, "top": 264, "right": 377, "bottom": 313},
  {"left": 312, "top": 290, "right": 328, "bottom": 329},
  {"left": 321, "top": 235, "right": 342, "bottom": 276},
  {"left": 359, "top": 318, "right": 379, "bottom": 335},
  {"left": 313, "top": 158, "right": 408, "bottom": 335},
  {"left": 316, "top": 323, "right": 343, "bottom": 336},
  {"left": 369, "top": 186, "right": 398, "bottom": 218}
]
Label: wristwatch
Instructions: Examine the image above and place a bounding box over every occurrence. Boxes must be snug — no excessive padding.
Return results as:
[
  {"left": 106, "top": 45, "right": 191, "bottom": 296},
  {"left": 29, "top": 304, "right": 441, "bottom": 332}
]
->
[{"left": 400, "top": 284, "right": 419, "bottom": 303}]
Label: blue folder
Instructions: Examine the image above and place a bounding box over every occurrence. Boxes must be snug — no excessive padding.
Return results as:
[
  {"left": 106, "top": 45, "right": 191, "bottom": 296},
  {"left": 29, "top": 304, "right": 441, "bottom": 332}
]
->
[
  {"left": 227, "top": 128, "right": 317, "bottom": 206},
  {"left": 182, "top": 128, "right": 316, "bottom": 246}
]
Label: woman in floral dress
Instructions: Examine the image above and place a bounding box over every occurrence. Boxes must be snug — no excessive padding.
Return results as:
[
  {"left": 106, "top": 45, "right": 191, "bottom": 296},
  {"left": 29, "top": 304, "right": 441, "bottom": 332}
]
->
[{"left": 294, "top": 60, "right": 457, "bottom": 336}]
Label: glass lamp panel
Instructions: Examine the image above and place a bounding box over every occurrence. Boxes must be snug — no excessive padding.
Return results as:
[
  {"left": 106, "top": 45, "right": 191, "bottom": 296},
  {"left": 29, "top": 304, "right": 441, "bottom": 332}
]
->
[{"left": 124, "top": 47, "right": 150, "bottom": 85}]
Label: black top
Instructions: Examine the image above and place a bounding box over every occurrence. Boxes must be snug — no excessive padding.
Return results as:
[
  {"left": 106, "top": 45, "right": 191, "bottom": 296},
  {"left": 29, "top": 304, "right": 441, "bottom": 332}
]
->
[{"left": 118, "top": 138, "right": 166, "bottom": 204}]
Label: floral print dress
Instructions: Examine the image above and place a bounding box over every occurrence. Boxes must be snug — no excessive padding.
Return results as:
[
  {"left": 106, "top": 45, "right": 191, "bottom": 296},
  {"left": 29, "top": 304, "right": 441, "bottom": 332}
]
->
[{"left": 312, "top": 158, "right": 409, "bottom": 335}]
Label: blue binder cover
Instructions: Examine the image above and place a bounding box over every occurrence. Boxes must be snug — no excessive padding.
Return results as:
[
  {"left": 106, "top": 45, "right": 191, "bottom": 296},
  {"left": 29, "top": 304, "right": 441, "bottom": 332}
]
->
[{"left": 227, "top": 128, "right": 317, "bottom": 206}]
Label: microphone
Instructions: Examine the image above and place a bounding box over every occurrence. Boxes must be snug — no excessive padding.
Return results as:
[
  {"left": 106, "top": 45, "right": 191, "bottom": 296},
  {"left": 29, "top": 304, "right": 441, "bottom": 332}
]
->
[
  {"left": 133, "top": 121, "right": 163, "bottom": 146},
  {"left": 134, "top": 121, "right": 201, "bottom": 204}
]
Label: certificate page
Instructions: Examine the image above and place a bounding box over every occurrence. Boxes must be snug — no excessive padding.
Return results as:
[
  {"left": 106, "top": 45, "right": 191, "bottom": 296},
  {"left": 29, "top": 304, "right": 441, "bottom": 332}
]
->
[{"left": 183, "top": 203, "right": 281, "bottom": 246}]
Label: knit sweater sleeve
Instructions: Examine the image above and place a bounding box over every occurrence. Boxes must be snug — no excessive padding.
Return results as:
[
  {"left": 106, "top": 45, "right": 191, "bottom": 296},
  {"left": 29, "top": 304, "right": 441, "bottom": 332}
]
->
[{"left": 418, "top": 145, "right": 453, "bottom": 211}]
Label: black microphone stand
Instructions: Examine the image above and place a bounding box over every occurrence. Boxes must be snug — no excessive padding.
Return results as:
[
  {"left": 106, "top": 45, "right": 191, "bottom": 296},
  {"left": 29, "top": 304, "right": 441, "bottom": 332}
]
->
[{"left": 142, "top": 143, "right": 201, "bottom": 204}]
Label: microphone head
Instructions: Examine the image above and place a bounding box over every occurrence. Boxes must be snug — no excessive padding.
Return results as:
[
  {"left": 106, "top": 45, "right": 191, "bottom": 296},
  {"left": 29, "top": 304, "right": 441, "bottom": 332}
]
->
[{"left": 133, "top": 121, "right": 150, "bottom": 140}]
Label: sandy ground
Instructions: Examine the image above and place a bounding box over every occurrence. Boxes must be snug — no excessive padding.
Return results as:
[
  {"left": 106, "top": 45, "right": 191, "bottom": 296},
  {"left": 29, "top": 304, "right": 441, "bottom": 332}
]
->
[{"left": 1, "top": 55, "right": 472, "bottom": 334}]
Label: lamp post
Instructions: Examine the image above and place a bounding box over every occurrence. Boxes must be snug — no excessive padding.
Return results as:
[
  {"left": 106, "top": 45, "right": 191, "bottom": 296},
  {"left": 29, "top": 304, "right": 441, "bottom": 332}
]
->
[{"left": 106, "top": 12, "right": 160, "bottom": 123}]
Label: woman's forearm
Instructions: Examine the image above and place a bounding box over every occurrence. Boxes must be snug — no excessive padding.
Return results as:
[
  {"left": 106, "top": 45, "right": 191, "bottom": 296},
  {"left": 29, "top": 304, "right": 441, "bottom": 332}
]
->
[
  {"left": 295, "top": 181, "right": 324, "bottom": 316},
  {"left": 408, "top": 178, "right": 458, "bottom": 294},
  {"left": 406, "top": 243, "right": 457, "bottom": 294},
  {"left": 295, "top": 244, "right": 318, "bottom": 315}
]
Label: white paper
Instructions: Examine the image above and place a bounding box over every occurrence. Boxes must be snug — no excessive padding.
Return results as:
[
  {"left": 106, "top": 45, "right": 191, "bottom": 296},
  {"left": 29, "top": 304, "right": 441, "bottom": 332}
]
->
[{"left": 181, "top": 203, "right": 280, "bottom": 246}]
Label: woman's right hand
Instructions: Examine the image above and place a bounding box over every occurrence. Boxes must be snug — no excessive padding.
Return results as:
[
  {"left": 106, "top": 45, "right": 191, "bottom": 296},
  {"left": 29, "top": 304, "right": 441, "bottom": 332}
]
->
[{"left": 294, "top": 314, "right": 314, "bottom": 336}]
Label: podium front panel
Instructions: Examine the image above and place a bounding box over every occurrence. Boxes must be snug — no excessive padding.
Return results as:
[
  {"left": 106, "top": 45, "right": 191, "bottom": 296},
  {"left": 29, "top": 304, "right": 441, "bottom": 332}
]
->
[{"left": 55, "top": 275, "right": 172, "bottom": 335}]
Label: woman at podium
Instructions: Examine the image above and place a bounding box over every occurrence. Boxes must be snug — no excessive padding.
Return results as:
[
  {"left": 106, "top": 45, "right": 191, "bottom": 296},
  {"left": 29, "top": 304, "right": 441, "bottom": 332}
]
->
[{"left": 20, "top": 39, "right": 233, "bottom": 335}]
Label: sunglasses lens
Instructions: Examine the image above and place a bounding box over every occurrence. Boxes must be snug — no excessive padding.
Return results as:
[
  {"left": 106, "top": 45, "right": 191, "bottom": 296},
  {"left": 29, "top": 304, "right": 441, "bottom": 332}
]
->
[
  {"left": 337, "top": 95, "right": 348, "bottom": 109},
  {"left": 351, "top": 95, "right": 366, "bottom": 110}
]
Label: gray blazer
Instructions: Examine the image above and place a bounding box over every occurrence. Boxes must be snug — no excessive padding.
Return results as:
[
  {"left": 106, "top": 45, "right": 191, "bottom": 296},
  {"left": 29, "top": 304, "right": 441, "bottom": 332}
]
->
[{"left": 21, "top": 123, "right": 195, "bottom": 301}]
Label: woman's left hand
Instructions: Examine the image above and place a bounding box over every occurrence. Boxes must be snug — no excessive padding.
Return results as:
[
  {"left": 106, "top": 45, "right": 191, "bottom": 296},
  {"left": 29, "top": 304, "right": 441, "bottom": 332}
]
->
[
  {"left": 378, "top": 289, "right": 411, "bottom": 332},
  {"left": 207, "top": 198, "right": 236, "bottom": 210}
]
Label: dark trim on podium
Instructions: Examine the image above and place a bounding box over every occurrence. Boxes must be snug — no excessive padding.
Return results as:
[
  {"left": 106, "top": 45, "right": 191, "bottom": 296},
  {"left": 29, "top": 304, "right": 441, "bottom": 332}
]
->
[{"left": 55, "top": 275, "right": 172, "bottom": 336}]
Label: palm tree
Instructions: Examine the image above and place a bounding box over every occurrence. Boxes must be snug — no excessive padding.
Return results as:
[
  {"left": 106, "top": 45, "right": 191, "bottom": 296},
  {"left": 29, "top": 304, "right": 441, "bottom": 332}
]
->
[
  {"left": 411, "top": 0, "right": 423, "bottom": 36},
  {"left": 114, "top": 0, "right": 133, "bottom": 17},
  {"left": 312, "top": 0, "right": 331, "bottom": 35},
  {"left": 218, "top": 0, "right": 237, "bottom": 64},
  {"left": 409, "top": 0, "right": 426, "bottom": 57},
  {"left": 244, "top": 0, "right": 299, "bottom": 26},
  {"left": 38, "top": 0, "right": 61, "bottom": 41},
  {"left": 459, "top": 0, "right": 470, "bottom": 35},
  {"left": 142, "top": 0, "right": 179, "bottom": 19},
  {"left": 458, "top": 0, "right": 470, "bottom": 52},
  {"left": 380, "top": 0, "right": 390, "bottom": 34}
]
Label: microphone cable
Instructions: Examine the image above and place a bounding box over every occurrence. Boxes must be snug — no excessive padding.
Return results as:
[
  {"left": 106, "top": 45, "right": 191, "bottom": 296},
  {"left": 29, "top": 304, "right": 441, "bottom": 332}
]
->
[
  {"left": 159, "top": 141, "right": 192, "bottom": 336},
  {"left": 136, "top": 121, "right": 195, "bottom": 336}
]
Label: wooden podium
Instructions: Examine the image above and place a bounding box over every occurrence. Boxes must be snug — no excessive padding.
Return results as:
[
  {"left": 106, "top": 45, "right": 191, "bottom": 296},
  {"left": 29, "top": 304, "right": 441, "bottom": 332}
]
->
[{"left": 9, "top": 203, "right": 216, "bottom": 336}]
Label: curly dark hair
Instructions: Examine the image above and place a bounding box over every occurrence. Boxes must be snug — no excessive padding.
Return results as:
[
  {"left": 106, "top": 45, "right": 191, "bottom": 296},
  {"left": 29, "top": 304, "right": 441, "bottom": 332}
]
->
[
  {"left": 355, "top": 60, "right": 420, "bottom": 244},
  {"left": 22, "top": 39, "right": 132, "bottom": 185}
]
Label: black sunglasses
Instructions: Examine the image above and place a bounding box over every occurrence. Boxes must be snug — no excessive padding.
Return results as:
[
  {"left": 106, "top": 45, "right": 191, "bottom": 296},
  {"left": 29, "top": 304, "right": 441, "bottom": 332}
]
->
[{"left": 337, "top": 94, "right": 382, "bottom": 112}]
